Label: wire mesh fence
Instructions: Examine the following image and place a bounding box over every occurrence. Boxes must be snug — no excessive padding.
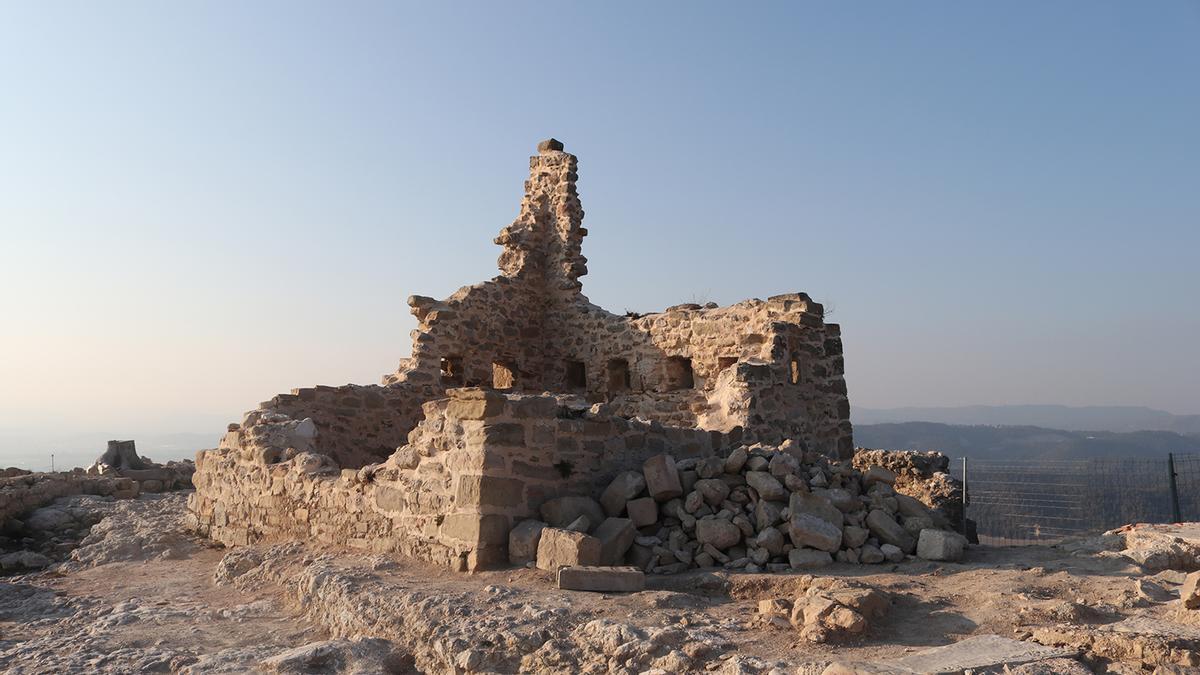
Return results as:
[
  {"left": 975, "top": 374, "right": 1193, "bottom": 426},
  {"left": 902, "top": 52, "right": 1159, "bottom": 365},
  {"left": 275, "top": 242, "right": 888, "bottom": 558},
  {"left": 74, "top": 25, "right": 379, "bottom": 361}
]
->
[{"left": 950, "top": 453, "right": 1200, "bottom": 545}]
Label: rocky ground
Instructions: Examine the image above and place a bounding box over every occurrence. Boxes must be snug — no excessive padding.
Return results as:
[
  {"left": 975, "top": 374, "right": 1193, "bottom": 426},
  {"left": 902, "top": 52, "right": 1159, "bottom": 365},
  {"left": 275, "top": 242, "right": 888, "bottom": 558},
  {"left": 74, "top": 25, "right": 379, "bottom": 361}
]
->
[{"left": 3, "top": 492, "right": 1200, "bottom": 674}]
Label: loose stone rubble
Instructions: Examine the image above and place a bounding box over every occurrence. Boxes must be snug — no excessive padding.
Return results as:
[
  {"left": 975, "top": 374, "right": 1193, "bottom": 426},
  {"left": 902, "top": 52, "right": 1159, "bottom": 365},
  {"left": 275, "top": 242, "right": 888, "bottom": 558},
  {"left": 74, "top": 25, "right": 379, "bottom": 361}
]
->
[
  {"left": 509, "top": 444, "right": 966, "bottom": 577},
  {"left": 756, "top": 576, "right": 891, "bottom": 643},
  {"left": 189, "top": 139, "right": 859, "bottom": 570}
]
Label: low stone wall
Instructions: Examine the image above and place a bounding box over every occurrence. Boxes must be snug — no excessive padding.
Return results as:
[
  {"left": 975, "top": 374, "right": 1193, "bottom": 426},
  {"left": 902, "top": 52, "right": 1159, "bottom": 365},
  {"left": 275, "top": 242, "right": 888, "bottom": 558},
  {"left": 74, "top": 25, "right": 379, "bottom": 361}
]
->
[
  {"left": 248, "top": 383, "right": 430, "bottom": 469},
  {"left": 189, "top": 388, "right": 723, "bottom": 570},
  {"left": 1, "top": 473, "right": 139, "bottom": 528}
]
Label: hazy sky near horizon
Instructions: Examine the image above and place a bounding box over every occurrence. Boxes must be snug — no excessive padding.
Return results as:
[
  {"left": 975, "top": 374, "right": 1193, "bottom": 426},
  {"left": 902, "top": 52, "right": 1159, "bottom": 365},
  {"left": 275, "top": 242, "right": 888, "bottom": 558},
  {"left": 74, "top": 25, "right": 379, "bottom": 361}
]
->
[{"left": 1, "top": 2, "right": 1198, "bottom": 447}]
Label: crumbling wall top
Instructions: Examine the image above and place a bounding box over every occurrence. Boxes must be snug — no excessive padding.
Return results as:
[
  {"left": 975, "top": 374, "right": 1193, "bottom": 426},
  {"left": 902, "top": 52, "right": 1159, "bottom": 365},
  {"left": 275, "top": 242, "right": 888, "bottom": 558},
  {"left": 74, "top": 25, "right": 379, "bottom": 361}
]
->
[{"left": 494, "top": 139, "right": 587, "bottom": 295}]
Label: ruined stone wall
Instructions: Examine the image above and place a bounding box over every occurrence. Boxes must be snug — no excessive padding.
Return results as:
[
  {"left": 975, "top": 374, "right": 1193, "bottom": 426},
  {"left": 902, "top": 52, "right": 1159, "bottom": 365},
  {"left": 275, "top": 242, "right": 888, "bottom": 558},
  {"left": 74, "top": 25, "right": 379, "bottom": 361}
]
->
[
  {"left": 241, "top": 383, "right": 427, "bottom": 469},
  {"left": 191, "top": 139, "right": 854, "bottom": 563},
  {"left": 190, "top": 389, "right": 720, "bottom": 570},
  {"left": 2, "top": 473, "right": 150, "bottom": 528},
  {"left": 540, "top": 294, "right": 851, "bottom": 456}
]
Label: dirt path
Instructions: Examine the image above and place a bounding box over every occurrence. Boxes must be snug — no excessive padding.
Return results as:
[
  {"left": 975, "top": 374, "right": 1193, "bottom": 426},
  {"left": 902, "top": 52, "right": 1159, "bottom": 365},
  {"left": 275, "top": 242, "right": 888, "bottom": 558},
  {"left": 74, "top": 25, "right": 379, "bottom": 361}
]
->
[{"left": 2, "top": 494, "right": 1196, "bottom": 673}]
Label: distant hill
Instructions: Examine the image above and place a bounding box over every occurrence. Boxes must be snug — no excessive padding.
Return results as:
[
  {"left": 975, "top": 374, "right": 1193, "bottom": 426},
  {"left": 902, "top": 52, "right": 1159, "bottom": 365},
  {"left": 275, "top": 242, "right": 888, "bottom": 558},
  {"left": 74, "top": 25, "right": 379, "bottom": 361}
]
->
[
  {"left": 854, "top": 421, "right": 1200, "bottom": 461},
  {"left": 853, "top": 404, "right": 1200, "bottom": 435}
]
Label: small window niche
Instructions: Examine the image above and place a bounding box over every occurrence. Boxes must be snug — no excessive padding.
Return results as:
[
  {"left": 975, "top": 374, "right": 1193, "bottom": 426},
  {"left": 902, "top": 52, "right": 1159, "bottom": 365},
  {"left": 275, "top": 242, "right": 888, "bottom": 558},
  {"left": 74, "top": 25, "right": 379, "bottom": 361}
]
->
[
  {"left": 440, "top": 356, "right": 464, "bottom": 386},
  {"left": 492, "top": 359, "right": 516, "bottom": 390},
  {"left": 717, "top": 356, "right": 738, "bottom": 372},
  {"left": 664, "top": 356, "right": 694, "bottom": 390},
  {"left": 606, "top": 358, "right": 631, "bottom": 393},
  {"left": 565, "top": 360, "right": 587, "bottom": 391},
  {"left": 789, "top": 354, "right": 803, "bottom": 385}
]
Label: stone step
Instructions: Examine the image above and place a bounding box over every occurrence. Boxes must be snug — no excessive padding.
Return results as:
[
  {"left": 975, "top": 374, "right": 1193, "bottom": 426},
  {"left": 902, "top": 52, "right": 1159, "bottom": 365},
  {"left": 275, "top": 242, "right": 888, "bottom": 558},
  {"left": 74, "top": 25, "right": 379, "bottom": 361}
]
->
[{"left": 557, "top": 565, "right": 646, "bottom": 593}]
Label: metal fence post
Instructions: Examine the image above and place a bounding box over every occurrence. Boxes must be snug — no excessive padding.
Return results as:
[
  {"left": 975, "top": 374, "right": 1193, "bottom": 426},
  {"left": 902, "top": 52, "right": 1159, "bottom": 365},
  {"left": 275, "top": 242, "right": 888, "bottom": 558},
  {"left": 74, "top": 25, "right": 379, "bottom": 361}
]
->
[
  {"left": 1169, "top": 453, "right": 1182, "bottom": 523},
  {"left": 961, "top": 457, "right": 969, "bottom": 532}
]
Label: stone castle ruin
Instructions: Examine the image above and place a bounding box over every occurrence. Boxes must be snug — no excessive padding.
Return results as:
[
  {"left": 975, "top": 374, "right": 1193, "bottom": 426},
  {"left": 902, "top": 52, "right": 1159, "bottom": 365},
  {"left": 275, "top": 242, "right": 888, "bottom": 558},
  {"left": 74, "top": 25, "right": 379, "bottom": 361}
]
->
[{"left": 188, "top": 139, "right": 860, "bottom": 571}]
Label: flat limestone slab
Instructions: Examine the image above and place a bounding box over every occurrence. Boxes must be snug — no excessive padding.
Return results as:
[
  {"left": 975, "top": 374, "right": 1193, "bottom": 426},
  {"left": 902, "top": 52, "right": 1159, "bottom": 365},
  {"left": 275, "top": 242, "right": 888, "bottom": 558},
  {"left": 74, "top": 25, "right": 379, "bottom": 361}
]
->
[
  {"left": 1100, "top": 615, "right": 1200, "bottom": 641},
  {"left": 557, "top": 565, "right": 645, "bottom": 593},
  {"left": 825, "top": 635, "right": 1076, "bottom": 674},
  {"left": 894, "top": 635, "right": 1075, "bottom": 672}
]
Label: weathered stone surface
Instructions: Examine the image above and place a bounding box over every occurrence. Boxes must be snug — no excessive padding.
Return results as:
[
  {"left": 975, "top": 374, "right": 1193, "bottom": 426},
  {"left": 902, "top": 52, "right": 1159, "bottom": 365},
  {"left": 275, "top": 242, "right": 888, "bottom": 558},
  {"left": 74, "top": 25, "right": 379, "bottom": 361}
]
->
[
  {"left": 693, "top": 478, "right": 730, "bottom": 506},
  {"left": 594, "top": 518, "right": 636, "bottom": 566},
  {"left": 862, "top": 466, "right": 896, "bottom": 486},
  {"left": 1182, "top": 571, "right": 1200, "bottom": 609},
  {"left": 790, "top": 492, "right": 844, "bottom": 529},
  {"left": 917, "top": 528, "right": 965, "bottom": 562},
  {"left": 843, "top": 525, "right": 869, "bottom": 549},
  {"left": 790, "top": 514, "right": 843, "bottom": 553},
  {"left": 866, "top": 509, "right": 915, "bottom": 554},
  {"left": 755, "top": 499, "right": 784, "bottom": 531},
  {"left": 880, "top": 543, "right": 905, "bottom": 562},
  {"left": 872, "top": 634, "right": 1075, "bottom": 673},
  {"left": 860, "top": 544, "right": 885, "bottom": 564},
  {"left": 789, "top": 548, "right": 833, "bottom": 569},
  {"left": 0, "top": 550, "right": 51, "bottom": 571},
  {"left": 756, "top": 526, "right": 786, "bottom": 556},
  {"left": 445, "top": 394, "right": 505, "bottom": 421},
  {"left": 557, "top": 565, "right": 645, "bottom": 592},
  {"left": 540, "top": 496, "right": 605, "bottom": 530},
  {"left": 643, "top": 454, "right": 682, "bottom": 502},
  {"left": 813, "top": 487, "right": 857, "bottom": 513},
  {"left": 508, "top": 519, "right": 547, "bottom": 565},
  {"left": 745, "top": 471, "right": 787, "bottom": 501},
  {"left": 724, "top": 448, "right": 748, "bottom": 474},
  {"left": 625, "top": 498, "right": 658, "bottom": 528},
  {"left": 536, "top": 527, "right": 601, "bottom": 571},
  {"left": 599, "top": 471, "right": 646, "bottom": 516},
  {"left": 441, "top": 513, "right": 509, "bottom": 547},
  {"left": 696, "top": 518, "right": 741, "bottom": 550},
  {"left": 537, "top": 138, "right": 565, "bottom": 153}
]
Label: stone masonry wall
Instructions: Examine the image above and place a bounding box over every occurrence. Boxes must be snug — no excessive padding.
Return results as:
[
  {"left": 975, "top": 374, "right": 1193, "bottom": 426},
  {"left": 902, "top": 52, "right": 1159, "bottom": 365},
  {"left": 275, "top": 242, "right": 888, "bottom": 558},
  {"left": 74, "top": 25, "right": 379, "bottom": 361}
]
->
[
  {"left": 2, "top": 473, "right": 150, "bottom": 529},
  {"left": 243, "top": 383, "right": 428, "bottom": 469},
  {"left": 544, "top": 294, "right": 851, "bottom": 456},
  {"left": 189, "top": 389, "right": 720, "bottom": 570}
]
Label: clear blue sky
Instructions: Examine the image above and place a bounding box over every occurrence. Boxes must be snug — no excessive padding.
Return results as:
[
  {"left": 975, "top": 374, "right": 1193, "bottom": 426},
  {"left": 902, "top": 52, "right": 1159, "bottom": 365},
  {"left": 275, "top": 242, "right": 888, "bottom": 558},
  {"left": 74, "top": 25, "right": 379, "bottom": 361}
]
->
[{"left": 1, "top": 2, "right": 1197, "bottom": 455}]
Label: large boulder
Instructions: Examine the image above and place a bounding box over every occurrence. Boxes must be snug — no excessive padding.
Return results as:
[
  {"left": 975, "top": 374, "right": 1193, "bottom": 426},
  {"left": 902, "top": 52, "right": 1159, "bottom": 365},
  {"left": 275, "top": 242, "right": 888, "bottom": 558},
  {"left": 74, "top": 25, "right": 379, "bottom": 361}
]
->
[
  {"left": 745, "top": 472, "right": 788, "bottom": 501},
  {"left": 789, "top": 548, "right": 833, "bottom": 569},
  {"left": 790, "top": 492, "right": 844, "bottom": 529},
  {"left": 509, "top": 519, "right": 548, "bottom": 565},
  {"left": 536, "top": 528, "right": 601, "bottom": 571},
  {"left": 916, "top": 529, "right": 965, "bottom": 562},
  {"left": 599, "top": 472, "right": 646, "bottom": 516},
  {"left": 593, "top": 518, "right": 637, "bottom": 566},
  {"left": 539, "top": 496, "right": 605, "bottom": 531},
  {"left": 790, "top": 514, "right": 843, "bottom": 553},
  {"left": 696, "top": 518, "right": 741, "bottom": 550},
  {"left": 643, "top": 454, "right": 683, "bottom": 501},
  {"left": 866, "top": 509, "right": 915, "bottom": 554}
]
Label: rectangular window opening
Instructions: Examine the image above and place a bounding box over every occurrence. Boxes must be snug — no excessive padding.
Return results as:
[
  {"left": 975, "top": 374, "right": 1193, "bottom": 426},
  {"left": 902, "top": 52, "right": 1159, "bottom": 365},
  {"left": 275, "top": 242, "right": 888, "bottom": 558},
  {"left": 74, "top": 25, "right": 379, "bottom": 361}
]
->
[
  {"left": 606, "top": 358, "right": 631, "bottom": 392},
  {"left": 665, "top": 356, "right": 694, "bottom": 390},
  {"left": 440, "top": 356, "right": 464, "bottom": 386},
  {"left": 790, "top": 355, "right": 802, "bottom": 385},
  {"left": 492, "top": 360, "right": 516, "bottom": 390},
  {"left": 565, "top": 360, "right": 587, "bottom": 391}
]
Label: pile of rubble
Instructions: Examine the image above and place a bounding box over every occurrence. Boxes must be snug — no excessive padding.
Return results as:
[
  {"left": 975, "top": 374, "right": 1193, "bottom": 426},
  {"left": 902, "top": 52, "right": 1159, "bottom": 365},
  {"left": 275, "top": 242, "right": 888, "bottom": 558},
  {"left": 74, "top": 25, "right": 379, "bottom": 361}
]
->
[
  {"left": 512, "top": 444, "right": 967, "bottom": 579},
  {"left": 756, "top": 576, "right": 891, "bottom": 643}
]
